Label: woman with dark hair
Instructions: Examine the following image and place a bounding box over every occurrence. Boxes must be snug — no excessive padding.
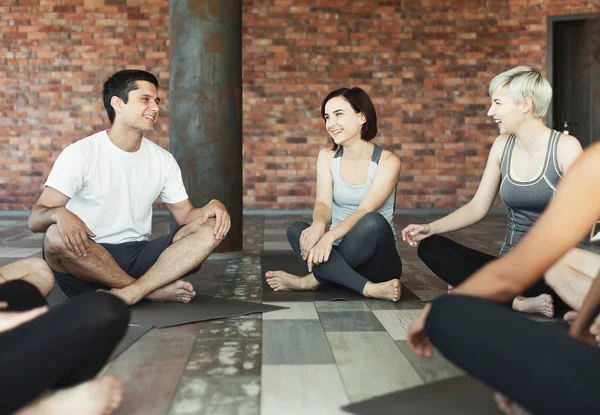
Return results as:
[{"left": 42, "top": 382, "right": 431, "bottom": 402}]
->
[{"left": 265, "top": 87, "right": 403, "bottom": 301}]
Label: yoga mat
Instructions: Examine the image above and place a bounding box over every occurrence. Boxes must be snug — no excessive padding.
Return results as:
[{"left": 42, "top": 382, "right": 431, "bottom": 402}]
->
[
  {"left": 130, "top": 294, "right": 287, "bottom": 328},
  {"left": 261, "top": 251, "right": 420, "bottom": 302},
  {"left": 108, "top": 324, "right": 153, "bottom": 362},
  {"left": 342, "top": 375, "right": 503, "bottom": 415}
]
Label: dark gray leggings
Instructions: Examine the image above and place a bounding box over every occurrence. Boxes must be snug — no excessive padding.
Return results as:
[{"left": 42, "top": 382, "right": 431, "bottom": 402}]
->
[
  {"left": 426, "top": 294, "right": 600, "bottom": 415},
  {"left": 287, "top": 212, "right": 402, "bottom": 293}
]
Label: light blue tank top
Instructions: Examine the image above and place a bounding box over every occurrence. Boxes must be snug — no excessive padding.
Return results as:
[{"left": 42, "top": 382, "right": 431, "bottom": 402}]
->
[
  {"left": 498, "top": 130, "right": 563, "bottom": 256},
  {"left": 330, "top": 144, "right": 396, "bottom": 245}
]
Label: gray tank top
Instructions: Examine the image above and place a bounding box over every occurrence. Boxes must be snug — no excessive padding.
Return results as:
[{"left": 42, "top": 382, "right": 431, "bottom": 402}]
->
[
  {"left": 330, "top": 144, "right": 396, "bottom": 245},
  {"left": 499, "top": 130, "right": 562, "bottom": 255}
]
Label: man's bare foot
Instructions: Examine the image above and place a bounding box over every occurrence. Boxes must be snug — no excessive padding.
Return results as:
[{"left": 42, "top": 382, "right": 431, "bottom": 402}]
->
[
  {"left": 512, "top": 294, "right": 554, "bottom": 317},
  {"left": 108, "top": 280, "right": 196, "bottom": 305},
  {"left": 145, "top": 280, "right": 196, "bottom": 304},
  {"left": 363, "top": 279, "right": 401, "bottom": 302},
  {"left": 564, "top": 310, "right": 578, "bottom": 324},
  {"left": 16, "top": 375, "right": 123, "bottom": 415},
  {"left": 494, "top": 392, "right": 532, "bottom": 415},
  {"left": 265, "top": 270, "right": 319, "bottom": 291}
]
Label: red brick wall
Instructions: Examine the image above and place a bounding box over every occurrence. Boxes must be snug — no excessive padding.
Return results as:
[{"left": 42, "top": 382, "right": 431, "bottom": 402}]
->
[{"left": 1, "top": 0, "right": 598, "bottom": 210}]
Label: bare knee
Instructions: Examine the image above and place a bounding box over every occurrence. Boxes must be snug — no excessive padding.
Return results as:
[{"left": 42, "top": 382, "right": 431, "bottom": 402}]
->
[
  {"left": 43, "top": 224, "right": 68, "bottom": 256},
  {"left": 175, "top": 218, "right": 221, "bottom": 248},
  {"left": 22, "top": 258, "right": 55, "bottom": 295}
]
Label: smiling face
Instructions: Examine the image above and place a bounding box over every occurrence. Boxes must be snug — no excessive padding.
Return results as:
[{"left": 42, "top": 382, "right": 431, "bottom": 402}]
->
[
  {"left": 323, "top": 96, "right": 366, "bottom": 146},
  {"left": 487, "top": 87, "right": 529, "bottom": 135},
  {"left": 112, "top": 81, "right": 160, "bottom": 133}
]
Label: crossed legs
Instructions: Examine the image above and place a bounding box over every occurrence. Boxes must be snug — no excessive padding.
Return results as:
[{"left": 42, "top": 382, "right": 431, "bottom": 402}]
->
[{"left": 43, "top": 217, "right": 222, "bottom": 305}]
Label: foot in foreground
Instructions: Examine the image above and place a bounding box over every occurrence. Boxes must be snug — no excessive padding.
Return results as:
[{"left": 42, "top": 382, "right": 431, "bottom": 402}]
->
[
  {"left": 16, "top": 375, "right": 123, "bottom": 415},
  {"left": 265, "top": 270, "right": 319, "bottom": 291},
  {"left": 363, "top": 278, "right": 401, "bottom": 302},
  {"left": 512, "top": 294, "right": 554, "bottom": 317}
]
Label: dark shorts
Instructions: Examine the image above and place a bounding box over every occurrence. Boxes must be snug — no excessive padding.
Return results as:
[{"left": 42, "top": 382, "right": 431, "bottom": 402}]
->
[{"left": 46, "top": 226, "right": 201, "bottom": 298}]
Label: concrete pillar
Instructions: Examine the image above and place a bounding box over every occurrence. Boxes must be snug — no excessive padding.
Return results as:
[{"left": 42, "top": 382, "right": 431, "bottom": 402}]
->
[{"left": 169, "top": 0, "right": 242, "bottom": 252}]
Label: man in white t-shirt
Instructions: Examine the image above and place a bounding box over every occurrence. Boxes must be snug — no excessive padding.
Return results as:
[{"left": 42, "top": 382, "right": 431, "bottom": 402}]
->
[{"left": 28, "top": 69, "right": 230, "bottom": 306}]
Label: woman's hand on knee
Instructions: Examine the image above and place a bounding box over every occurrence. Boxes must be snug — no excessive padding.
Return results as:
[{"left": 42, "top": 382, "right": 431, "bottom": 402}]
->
[
  {"left": 300, "top": 222, "right": 326, "bottom": 259},
  {"left": 401, "top": 224, "right": 432, "bottom": 246},
  {"left": 307, "top": 234, "right": 334, "bottom": 272}
]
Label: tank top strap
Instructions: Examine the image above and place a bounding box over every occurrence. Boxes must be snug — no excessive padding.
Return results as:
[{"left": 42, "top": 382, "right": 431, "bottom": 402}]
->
[
  {"left": 546, "top": 130, "right": 563, "bottom": 177},
  {"left": 500, "top": 134, "right": 516, "bottom": 176},
  {"left": 371, "top": 144, "right": 382, "bottom": 164}
]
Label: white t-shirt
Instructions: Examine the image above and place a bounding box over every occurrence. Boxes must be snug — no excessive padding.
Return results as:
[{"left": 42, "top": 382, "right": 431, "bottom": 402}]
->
[{"left": 45, "top": 130, "right": 188, "bottom": 244}]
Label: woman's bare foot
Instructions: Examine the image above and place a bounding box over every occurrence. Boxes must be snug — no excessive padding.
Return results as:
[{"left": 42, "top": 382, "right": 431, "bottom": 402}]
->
[
  {"left": 17, "top": 375, "right": 123, "bottom": 415},
  {"left": 363, "top": 279, "right": 401, "bottom": 302},
  {"left": 564, "top": 310, "right": 578, "bottom": 324},
  {"left": 494, "top": 392, "right": 532, "bottom": 415},
  {"left": 265, "top": 270, "right": 320, "bottom": 291},
  {"left": 512, "top": 294, "right": 554, "bottom": 317}
]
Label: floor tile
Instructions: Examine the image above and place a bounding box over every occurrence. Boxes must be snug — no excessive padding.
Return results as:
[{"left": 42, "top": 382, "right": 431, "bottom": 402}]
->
[
  {"left": 262, "top": 320, "right": 335, "bottom": 364},
  {"left": 107, "top": 323, "right": 201, "bottom": 415},
  {"left": 314, "top": 300, "right": 369, "bottom": 312},
  {"left": 170, "top": 375, "right": 260, "bottom": 415},
  {"left": 372, "top": 310, "right": 424, "bottom": 340},
  {"left": 326, "top": 332, "right": 423, "bottom": 402},
  {"left": 261, "top": 365, "right": 349, "bottom": 415},
  {"left": 262, "top": 302, "right": 319, "bottom": 320},
  {"left": 395, "top": 341, "right": 463, "bottom": 382},
  {"left": 319, "top": 311, "right": 386, "bottom": 332}
]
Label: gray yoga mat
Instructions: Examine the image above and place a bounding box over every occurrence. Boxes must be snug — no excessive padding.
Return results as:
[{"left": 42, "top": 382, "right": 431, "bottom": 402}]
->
[
  {"left": 130, "top": 294, "right": 287, "bottom": 328},
  {"left": 342, "top": 375, "right": 503, "bottom": 415},
  {"left": 261, "top": 251, "right": 420, "bottom": 302},
  {"left": 108, "top": 324, "right": 153, "bottom": 362}
]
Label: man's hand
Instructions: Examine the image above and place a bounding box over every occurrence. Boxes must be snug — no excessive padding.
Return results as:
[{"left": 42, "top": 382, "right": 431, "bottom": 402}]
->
[
  {"left": 0, "top": 306, "right": 48, "bottom": 334},
  {"left": 306, "top": 233, "right": 334, "bottom": 273},
  {"left": 198, "top": 200, "right": 231, "bottom": 240},
  {"left": 406, "top": 303, "right": 434, "bottom": 357},
  {"left": 55, "top": 208, "right": 96, "bottom": 257},
  {"left": 300, "top": 222, "right": 326, "bottom": 259}
]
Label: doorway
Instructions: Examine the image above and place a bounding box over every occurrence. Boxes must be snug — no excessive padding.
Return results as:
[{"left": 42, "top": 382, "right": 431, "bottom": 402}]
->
[{"left": 547, "top": 14, "right": 599, "bottom": 147}]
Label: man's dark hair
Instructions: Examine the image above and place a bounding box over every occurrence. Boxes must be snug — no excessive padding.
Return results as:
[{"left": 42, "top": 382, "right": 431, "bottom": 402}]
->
[
  {"left": 102, "top": 70, "right": 159, "bottom": 124},
  {"left": 320, "top": 87, "right": 378, "bottom": 150}
]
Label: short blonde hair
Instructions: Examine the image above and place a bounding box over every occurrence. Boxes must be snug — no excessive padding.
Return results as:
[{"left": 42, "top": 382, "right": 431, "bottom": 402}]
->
[{"left": 489, "top": 66, "right": 552, "bottom": 118}]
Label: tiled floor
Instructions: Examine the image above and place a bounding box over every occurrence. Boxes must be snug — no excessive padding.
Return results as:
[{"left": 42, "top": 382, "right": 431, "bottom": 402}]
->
[{"left": 0, "top": 213, "right": 528, "bottom": 414}]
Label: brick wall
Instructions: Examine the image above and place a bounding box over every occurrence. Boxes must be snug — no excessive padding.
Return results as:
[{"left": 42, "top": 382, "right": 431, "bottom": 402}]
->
[{"left": 1, "top": 0, "right": 598, "bottom": 210}]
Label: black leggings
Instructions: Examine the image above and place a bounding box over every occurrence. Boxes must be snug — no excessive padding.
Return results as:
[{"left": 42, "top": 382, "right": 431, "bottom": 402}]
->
[
  {"left": 287, "top": 212, "right": 402, "bottom": 294},
  {"left": 418, "top": 235, "right": 568, "bottom": 312},
  {"left": 0, "top": 280, "right": 130, "bottom": 414},
  {"left": 426, "top": 294, "right": 600, "bottom": 415}
]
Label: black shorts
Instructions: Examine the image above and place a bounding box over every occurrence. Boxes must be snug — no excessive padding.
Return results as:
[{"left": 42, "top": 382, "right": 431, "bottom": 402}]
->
[{"left": 46, "top": 226, "right": 201, "bottom": 298}]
